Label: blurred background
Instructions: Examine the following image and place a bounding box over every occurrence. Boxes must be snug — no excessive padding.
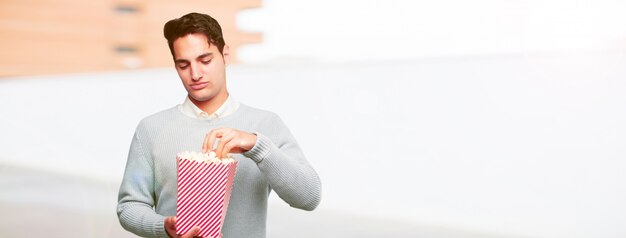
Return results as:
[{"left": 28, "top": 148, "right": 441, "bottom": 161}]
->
[{"left": 1, "top": 0, "right": 625, "bottom": 237}]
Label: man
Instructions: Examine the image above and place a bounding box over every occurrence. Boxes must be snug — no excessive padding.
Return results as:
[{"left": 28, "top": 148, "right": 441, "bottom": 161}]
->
[{"left": 117, "top": 12, "right": 321, "bottom": 238}]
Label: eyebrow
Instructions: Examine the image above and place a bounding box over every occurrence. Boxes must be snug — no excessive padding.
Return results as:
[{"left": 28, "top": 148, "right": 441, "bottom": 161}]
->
[
  {"left": 197, "top": 53, "right": 213, "bottom": 60},
  {"left": 174, "top": 53, "right": 213, "bottom": 64}
]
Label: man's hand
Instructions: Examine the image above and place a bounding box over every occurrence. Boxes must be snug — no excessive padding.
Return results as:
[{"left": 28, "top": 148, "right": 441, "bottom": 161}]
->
[
  {"left": 202, "top": 128, "right": 257, "bottom": 158},
  {"left": 164, "top": 216, "right": 201, "bottom": 238}
]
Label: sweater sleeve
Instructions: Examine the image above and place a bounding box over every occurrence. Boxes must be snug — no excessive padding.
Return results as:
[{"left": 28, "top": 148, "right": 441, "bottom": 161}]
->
[
  {"left": 243, "top": 116, "right": 322, "bottom": 211},
  {"left": 117, "top": 130, "right": 169, "bottom": 238}
]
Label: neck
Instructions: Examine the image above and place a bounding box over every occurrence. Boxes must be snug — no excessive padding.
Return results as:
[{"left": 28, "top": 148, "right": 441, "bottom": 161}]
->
[{"left": 189, "top": 91, "right": 229, "bottom": 114}]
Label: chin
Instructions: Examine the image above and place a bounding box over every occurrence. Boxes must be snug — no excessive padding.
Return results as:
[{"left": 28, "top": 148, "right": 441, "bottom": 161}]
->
[{"left": 190, "top": 94, "right": 213, "bottom": 102}]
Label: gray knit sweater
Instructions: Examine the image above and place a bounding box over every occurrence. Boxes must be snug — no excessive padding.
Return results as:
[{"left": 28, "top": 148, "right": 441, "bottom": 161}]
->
[{"left": 117, "top": 104, "right": 322, "bottom": 238}]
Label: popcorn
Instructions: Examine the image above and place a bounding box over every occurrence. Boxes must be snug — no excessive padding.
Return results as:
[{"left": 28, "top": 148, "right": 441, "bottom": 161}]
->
[
  {"left": 176, "top": 151, "right": 235, "bottom": 163},
  {"left": 176, "top": 151, "right": 238, "bottom": 238}
]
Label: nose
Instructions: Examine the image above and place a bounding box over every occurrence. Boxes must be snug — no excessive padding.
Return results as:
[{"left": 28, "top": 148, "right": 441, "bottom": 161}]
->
[{"left": 190, "top": 64, "right": 202, "bottom": 81}]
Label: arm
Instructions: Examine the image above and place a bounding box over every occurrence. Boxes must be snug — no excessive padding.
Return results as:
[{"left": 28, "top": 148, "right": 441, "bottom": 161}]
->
[
  {"left": 245, "top": 131, "right": 322, "bottom": 211},
  {"left": 117, "top": 131, "right": 169, "bottom": 238},
  {"left": 203, "top": 116, "right": 322, "bottom": 211}
]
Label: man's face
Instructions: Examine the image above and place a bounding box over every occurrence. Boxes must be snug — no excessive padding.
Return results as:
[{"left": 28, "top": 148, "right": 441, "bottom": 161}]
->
[{"left": 172, "top": 33, "right": 230, "bottom": 104}]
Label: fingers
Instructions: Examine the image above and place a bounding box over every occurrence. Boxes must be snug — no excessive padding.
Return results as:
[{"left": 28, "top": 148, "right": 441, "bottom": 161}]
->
[
  {"left": 203, "top": 128, "right": 229, "bottom": 153},
  {"left": 221, "top": 139, "right": 238, "bottom": 160},
  {"left": 164, "top": 216, "right": 176, "bottom": 228},
  {"left": 180, "top": 226, "right": 201, "bottom": 238},
  {"left": 202, "top": 133, "right": 209, "bottom": 153},
  {"left": 215, "top": 130, "right": 238, "bottom": 159},
  {"left": 202, "top": 129, "right": 216, "bottom": 153},
  {"left": 164, "top": 216, "right": 179, "bottom": 238},
  {"left": 202, "top": 128, "right": 256, "bottom": 158},
  {"left": 164, "top": 217, "right": 204, "bottom": 238}
]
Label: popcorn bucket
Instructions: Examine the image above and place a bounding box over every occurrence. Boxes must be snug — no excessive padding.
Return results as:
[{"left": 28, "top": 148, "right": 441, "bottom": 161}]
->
[{"left": 176, "top": 152, "right": 238, "bottom": 238}]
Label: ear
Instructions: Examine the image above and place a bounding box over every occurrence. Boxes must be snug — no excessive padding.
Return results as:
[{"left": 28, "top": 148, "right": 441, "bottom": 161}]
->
[{"left": 222, "top": 44, "right": 231, "bottom": 65}]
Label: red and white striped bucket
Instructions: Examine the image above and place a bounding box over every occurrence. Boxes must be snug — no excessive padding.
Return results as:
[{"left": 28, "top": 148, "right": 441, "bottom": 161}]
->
[{"left": 176, "top": 157, "right": 238, "bottom": 238}]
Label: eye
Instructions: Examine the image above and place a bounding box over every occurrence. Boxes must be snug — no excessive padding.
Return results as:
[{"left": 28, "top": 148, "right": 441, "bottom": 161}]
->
[
  {"left": 201, "top": 59, "right": 211, "bottom": 64},
  {"left": 177, "top": 63, "right": 189, "bottom": 69}
]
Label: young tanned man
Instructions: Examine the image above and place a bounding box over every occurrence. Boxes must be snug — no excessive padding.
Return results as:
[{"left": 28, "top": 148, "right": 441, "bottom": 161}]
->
[{"left": 117, "top": 12, "right": 321, "bottom": 238}]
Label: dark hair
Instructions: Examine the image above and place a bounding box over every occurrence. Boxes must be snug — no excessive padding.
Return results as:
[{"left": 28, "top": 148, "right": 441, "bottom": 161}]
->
[{"left": 163, "top": 12, "right": 226, "bottom": 59}]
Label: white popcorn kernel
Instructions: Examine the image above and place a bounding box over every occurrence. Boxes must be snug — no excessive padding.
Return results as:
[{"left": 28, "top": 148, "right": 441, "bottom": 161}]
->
[{"left": 177, "top": 151, "right": 235, "bottom": 164}]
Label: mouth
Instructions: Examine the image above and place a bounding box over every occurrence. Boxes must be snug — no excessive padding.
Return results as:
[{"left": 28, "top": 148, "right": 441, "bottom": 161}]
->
[{"left": 190, "top": 82, "right": 209, "bottom": 90}]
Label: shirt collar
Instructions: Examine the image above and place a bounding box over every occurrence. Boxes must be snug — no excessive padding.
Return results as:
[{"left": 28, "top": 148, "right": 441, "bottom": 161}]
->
[{"left": 179, "top": 95, "right": 239, "bottom": 119}]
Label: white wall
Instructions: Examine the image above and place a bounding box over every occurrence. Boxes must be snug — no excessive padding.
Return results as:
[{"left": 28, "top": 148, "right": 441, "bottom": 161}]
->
[
  {"left": 238, "top": 0, "right": 626, "bottom": 63},
  {"left": 229, "top": 52, "right": 626, "bottom": 238},
  {"left": 1, "top": 50, "right": 625, "bottom": 238},
  {"left": 2, "top": 1, "right": 626, "bottom": 237}
]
